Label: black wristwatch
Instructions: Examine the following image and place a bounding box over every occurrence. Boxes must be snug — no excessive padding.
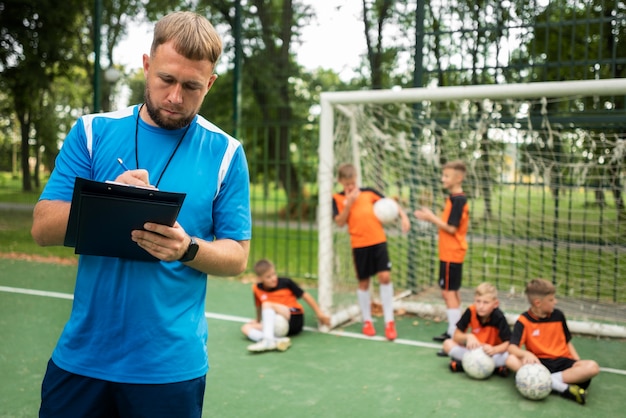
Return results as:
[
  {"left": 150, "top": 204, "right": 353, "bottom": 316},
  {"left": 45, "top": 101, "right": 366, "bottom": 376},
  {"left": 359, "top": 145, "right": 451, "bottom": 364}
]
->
[{"left": 179, "top": 236, "right": 199, "bottom": 262}]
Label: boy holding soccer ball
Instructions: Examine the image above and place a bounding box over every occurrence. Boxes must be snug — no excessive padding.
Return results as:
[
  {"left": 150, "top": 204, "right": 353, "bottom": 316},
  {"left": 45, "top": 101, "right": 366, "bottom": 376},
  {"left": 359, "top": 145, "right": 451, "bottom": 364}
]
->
[
  {"left": 506, "top": 278, "right": 600, "bottom": 405},
  {"left": 242, "top": 259, "right": 330, "bottom": 353},
  {"left": 333, "top": 163, "right": 411, "bottom": 340},
  {"left": 442, "top": 282, "right": 511, "bottom": 376},
  {"left": 413, "top": 160, "right": 469, "bottom": 346}
]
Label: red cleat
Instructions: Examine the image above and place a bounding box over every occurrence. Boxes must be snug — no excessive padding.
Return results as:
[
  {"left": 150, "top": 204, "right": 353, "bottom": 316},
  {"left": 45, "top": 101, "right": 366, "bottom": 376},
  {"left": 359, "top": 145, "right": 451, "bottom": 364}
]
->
[
  {"left": 385, "top": 321, "right": 397, "bottom": 341},
  {"left": 362, "top": 320, "right": 376, "bottom": 336}
]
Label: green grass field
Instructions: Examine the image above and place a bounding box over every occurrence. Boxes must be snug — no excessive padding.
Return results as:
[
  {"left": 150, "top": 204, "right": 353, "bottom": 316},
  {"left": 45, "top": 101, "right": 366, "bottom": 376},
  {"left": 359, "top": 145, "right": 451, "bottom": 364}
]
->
[{"left": 1, "top": 258, "right": 625, "bottom": 418}]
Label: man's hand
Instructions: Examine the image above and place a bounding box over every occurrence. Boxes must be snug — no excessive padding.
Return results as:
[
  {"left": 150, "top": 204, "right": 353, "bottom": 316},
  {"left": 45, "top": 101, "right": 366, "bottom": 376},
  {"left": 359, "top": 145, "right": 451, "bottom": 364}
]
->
[
  {"left": 114, "top": 169, "right": 154, "bottom": 188},
  {"left": 131, "top": 221, "right": 189, "bottom": 262}
]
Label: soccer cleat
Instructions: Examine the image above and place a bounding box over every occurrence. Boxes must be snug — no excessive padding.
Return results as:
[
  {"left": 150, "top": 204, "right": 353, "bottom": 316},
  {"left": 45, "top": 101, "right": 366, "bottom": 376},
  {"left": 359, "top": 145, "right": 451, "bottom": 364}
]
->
[
  {"left": 275, "top": 337, "right": 292, "bottom": 352},
  {"left": 449, "top": 360, "right": 464, "bottom": 372},
  {"left": 385, "top": 321, "right": 397, "bottom": 341},
  {"left": 432, "top": 332, "right": 451, "bottom": 342},
  {"left": 247, "top": 339, "right": 277, "bottom": 353},
  {"left": 362, "top": 320, "right": 376, "bottom": 337},
  {"left": 436, "top": 350, "right": 449, "bottom": 357},
  {"left": 561, "top": 384, "right": 586, "bottom": 405},
  {"left": 494, "top": 366, "right": 509, "bottom": 377}
]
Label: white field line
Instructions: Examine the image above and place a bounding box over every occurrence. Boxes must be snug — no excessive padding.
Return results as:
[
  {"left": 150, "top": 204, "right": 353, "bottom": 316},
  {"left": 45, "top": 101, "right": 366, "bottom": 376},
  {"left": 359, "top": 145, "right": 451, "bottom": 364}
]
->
[{"left": 2, "top": 285, "right": 624, "bottom": 376}]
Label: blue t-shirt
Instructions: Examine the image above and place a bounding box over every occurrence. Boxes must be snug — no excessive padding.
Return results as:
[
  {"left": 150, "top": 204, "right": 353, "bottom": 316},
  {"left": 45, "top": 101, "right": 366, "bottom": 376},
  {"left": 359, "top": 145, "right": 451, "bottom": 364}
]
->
[{"left": 40, "top": 105, "right": 252, "bottom": 384}]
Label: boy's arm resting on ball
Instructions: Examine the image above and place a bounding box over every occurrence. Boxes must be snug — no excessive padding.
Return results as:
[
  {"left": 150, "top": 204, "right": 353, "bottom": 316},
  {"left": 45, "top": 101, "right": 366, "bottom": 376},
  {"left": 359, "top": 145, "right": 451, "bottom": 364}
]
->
[
  {"left": 31, "top": 200, "right": 71, "bottom": 246},
  {"left": 483, "top": 341, "right": 510, "bottom": 356},
  {"left": 508, "top": 344, "right": 539, "bottom": 364}
]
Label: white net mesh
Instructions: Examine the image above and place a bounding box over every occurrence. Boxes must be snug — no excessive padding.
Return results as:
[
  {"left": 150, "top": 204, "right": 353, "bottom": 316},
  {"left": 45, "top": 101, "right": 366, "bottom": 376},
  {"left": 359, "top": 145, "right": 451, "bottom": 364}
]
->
[{"left": 318, "top": 81, "right": 626, "bottom": 337}]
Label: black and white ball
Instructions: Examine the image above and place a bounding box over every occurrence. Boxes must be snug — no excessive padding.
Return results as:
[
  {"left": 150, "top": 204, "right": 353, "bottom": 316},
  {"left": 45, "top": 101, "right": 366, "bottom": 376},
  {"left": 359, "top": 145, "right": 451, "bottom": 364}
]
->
[
  {"left": 274, "top": 315, "right": 289, "bottom": 337},
  {"left": 462, "top": 348, "right": 496, "bottom": 380},
  {"left": 515, "top": 363, "right": 552, "bottom": 400},
  {"left": 373, "top": 198, "right": 399, "bottom": 224}
]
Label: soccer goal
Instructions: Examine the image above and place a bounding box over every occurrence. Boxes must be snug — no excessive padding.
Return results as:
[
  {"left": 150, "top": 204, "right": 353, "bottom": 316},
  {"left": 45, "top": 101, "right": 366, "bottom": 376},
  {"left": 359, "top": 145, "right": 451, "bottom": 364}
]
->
[{"left": 317, "top": 79, "right": 626, "bottom": 338}]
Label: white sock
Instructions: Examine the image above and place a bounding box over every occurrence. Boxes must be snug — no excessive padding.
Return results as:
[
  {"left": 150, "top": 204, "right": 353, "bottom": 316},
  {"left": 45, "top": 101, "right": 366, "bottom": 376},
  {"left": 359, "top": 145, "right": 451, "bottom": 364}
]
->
[
  {"left": 379, "top": 283, "right": 394, "bottom": 323},
  {"left": 357, "top": 289, "right": 372, "bottom": 322},
  {"left": 492, "top": 352, "right": 509, "bottom": 367},
  {"left": 247, "top": 328, "right": 263, "bottom": 342},
  {"left": 446, "top": 308, "right": 462, "bottom": 337},
  {"left": 449, "top": 346, "right": 467, "bottom": 361},
  {"left": 551, "top": 371, "right": 568, "bottom": 392},
  {"left": 261, "top": 308, "right": 276, "bottom": 341}
]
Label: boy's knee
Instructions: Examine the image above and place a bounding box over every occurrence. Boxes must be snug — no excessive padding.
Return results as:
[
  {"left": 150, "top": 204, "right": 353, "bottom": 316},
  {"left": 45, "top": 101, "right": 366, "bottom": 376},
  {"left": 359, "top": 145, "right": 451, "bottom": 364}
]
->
[
  {"left": 588, "top": 360, "right": 600, "bottom": 376},
  {"left": 442, "top": 339, "right": 456, "bottom": 353},
  {"left": 505, "top": 355, "right": 521, "bottom": 371}
]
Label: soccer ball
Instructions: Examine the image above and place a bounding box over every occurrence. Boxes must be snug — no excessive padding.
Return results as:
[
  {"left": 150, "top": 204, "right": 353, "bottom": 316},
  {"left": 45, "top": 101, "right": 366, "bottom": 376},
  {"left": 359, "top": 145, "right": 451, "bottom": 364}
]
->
[
  {"left": 373, "top": 198, "right": 399, "bottom": 224},
  {"left": 515, "top": 363, "right": 552, "bottom": 400},
  {"left": 273, "top": 315, "right": 289, "bottom": 337},
  {"left": 462, "top": 348, "right": 496, "bottom": 380}
]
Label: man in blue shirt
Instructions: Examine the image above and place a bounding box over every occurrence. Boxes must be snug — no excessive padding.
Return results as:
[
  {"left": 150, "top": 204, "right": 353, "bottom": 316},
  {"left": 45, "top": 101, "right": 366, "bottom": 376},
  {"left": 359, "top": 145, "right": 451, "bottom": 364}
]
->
[{"left": 32, "top": 11, "right": 251, "bottom": 417}]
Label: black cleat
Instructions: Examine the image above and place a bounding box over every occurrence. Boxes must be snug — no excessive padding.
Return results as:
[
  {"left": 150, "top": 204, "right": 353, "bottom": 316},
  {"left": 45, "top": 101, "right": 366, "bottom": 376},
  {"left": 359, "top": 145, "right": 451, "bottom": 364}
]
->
[
  {"left": 432, "top": 332, "right": 451, "bottom": 342},
  {"left": 449, "top": 360, "right": 464, "bottom": 372},
  {"left": 493, "top": 366, "right": 509, "bottom": 377},
  {"left": 436, "top": 350, "right": 449, "bottom": 357},
  {"left": 561, "top": 384, "right": 586, "bottom": 405}
]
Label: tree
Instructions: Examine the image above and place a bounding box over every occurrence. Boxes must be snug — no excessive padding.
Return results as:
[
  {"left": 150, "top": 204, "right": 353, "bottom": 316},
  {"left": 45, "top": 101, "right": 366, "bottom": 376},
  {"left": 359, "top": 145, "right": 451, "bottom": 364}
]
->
[{"left": 0, "top": 0, "right": 85, "bottom": 191}]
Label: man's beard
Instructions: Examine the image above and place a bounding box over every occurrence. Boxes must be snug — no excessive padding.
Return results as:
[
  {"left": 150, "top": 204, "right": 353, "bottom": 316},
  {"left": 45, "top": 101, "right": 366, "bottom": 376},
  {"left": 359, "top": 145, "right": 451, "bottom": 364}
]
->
[{"left": 143, "top": 88, "right": 195, "bottom": 130}]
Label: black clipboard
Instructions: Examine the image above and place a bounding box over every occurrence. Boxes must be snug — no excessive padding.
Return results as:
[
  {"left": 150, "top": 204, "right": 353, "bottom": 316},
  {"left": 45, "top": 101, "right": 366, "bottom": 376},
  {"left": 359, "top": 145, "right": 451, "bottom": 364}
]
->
[{"left": 64, "top": 177, "right": 186, "bottom": 261}]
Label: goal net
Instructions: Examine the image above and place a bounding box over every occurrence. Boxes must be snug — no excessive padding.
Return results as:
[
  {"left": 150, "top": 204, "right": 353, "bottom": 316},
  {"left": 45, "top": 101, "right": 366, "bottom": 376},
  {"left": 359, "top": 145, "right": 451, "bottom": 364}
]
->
[{"left": 317, "top": 79, "right": 626, "bottom": 338}]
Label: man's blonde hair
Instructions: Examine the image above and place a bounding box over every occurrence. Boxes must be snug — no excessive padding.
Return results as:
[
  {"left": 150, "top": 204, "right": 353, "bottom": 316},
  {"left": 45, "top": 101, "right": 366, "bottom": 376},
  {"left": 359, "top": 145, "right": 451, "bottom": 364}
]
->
[
  {"left": 152, "top": 11, "right": 222, "bottom": 65},
  {"left": 475, "top": 282, "right": 498, "bottom": 299},
  {"left": 525, "top": 278, "right": 556, "bottom": 303},
  {"left": 253, "top": 258, "right": 274, "bottom": 277}
]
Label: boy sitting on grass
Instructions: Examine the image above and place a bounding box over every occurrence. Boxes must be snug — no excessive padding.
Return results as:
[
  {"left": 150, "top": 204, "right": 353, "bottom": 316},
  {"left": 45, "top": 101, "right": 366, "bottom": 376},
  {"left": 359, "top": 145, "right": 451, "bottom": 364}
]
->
[
  {"left": 441, "top": 282, "right": 510, "bottom": 377},
  {"left": 242, "top": 259, "right": 330, "bottom": 353},
  {"left": 506, "top": 278, "right": 600, "bottom": 405}
]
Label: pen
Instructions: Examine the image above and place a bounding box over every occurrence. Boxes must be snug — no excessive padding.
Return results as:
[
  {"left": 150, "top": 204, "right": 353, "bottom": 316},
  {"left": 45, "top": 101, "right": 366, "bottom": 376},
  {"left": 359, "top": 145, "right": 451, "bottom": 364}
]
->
[{"left": 117, "top": 158, "right": 130, "bottom": 171}]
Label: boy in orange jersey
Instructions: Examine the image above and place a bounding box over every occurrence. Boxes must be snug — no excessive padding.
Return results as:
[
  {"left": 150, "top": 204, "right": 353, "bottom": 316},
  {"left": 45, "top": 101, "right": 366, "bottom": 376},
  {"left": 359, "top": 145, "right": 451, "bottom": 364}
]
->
[
  {"left": 242, "top": 259, "right": 330, "bottom": 353},
  {"left": 332, "top": 163, "right": 411, "bottom": 340},
  {"left": 414, "top": 160, "right": 469, "bottom": 348},
  {"left": 506, "top": 279, "right": 600, "bottom": 405},
  {"left": 442, "top": 282, "right": 510, "bottom": 376}
]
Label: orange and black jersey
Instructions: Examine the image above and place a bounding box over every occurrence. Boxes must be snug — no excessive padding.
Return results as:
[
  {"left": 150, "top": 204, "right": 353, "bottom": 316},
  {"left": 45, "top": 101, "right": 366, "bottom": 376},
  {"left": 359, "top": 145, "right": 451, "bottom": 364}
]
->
[
  {"left": 439, "top": 193, "right": 469, "bottom": 263},
  {"left": 510, "top": 308, "right": 573, "bottom": 360},
  {"left": 252, "top": 277, "right": 305, "bottom": 314},
  {"left": 456, "top": 305, "right": 511, "bottom": 345},
  {"left": 332, "top": 187, "right": 386, "bottom": 249}
]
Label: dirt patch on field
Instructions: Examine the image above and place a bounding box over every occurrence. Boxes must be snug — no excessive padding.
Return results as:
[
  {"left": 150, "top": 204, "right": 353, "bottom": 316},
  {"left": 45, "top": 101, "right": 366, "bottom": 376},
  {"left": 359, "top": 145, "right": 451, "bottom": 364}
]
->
[{"left": 0, "top": 252, "right": 78, "bottom": 266}]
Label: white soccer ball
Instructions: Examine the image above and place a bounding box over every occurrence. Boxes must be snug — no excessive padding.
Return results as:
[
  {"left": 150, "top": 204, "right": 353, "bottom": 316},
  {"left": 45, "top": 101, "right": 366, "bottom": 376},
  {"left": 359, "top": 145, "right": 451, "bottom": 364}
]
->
[
  {"left": 373, "top": 198, "right": 399, "bottom": 224},
  {"left": 462, "top": 348, "right": 496, "bottom": 380},
  {"left": 273, "top": 315, "right": 289, "bottom": 337},
  {"left": 515, "top": 363, "right": 552, "bottom": 400}
]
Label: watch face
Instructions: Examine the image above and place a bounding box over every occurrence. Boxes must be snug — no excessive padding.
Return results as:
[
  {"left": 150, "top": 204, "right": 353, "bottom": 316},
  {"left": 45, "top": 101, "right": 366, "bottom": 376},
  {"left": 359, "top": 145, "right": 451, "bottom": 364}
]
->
[{"left": 181, "top": 237, "right": 199, "bottom": 262}]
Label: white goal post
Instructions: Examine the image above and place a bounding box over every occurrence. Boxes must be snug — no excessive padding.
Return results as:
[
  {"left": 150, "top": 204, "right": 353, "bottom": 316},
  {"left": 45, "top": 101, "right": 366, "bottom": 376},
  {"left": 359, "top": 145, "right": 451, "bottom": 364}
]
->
[{"left": 317, "top": 78, "right": 626, "bottom": 338}]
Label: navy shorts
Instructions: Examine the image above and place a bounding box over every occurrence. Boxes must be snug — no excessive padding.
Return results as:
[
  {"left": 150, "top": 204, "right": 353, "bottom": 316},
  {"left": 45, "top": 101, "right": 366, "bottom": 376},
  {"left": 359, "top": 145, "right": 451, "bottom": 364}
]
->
[
  {"left": 439, "top": 261, "right": 463, "bottom": 291},
  {"left": 39, "top": 359, "right": 206, "bottom": 418},
  {"left": 287, "top": 311, "right": 304, "bottom": 336},
  {"left": 539, "top": 357, "right": 592, "bottom": 389},
  {"left": 352, "top": 243, "right": 391, "bottom": 280},
  {"left": 539, "top": 357, "right": 577, "bottom": 373}
]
